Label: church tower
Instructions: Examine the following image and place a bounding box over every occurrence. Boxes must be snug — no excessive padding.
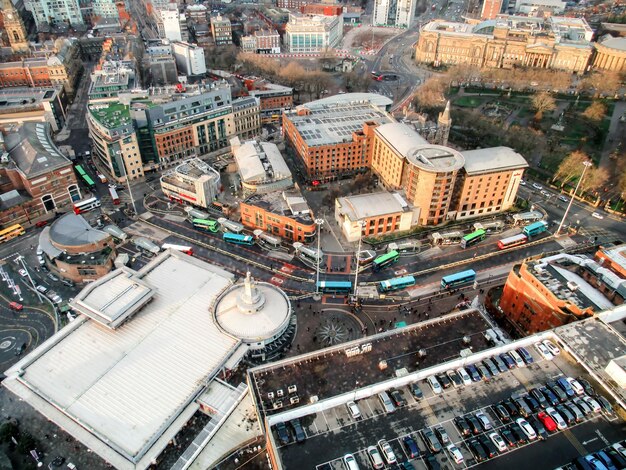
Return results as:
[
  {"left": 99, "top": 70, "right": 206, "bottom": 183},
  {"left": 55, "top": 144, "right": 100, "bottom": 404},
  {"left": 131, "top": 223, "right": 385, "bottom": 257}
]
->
[
  {"left": 2, "top": 0, "right": 29, "bottom": 53},
  {"left": 435, "top": 100, "right": 452, "bottom": 147}
]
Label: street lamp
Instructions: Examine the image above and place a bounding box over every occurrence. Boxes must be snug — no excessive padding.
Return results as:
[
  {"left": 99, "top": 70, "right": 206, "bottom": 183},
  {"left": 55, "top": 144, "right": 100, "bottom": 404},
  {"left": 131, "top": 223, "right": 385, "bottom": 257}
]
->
[
  {"left": 556, "top": 160, "right": 592, "bottom": 237},
  {"left": 119, "top": 157, "right": 138, "bottom": 215},
  {"left": 353, "top": 220, "right": 366, "bottom": 298},
  {"left": 315, "top": 218, "right": 324, "bottom": 295}
]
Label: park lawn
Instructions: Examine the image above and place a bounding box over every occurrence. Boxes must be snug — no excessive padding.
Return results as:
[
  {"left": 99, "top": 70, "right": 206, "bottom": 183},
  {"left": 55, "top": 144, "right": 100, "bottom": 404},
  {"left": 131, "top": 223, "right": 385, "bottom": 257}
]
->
[{"left": 453, "top": 96, "right": 489, "bottom": 107}]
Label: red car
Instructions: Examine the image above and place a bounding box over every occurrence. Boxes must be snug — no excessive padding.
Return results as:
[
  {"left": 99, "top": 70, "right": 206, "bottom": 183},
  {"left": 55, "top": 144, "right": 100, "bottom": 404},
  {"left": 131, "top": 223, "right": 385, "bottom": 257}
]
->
[
  {"left": 8, "top": 301, "right": 23, "bottom": 311},
  {"left": 537, "top": 412, "right": 557, "bottom": 432},
  {"left": 35, "top": 221, "right": 48, "bottom": 228}
]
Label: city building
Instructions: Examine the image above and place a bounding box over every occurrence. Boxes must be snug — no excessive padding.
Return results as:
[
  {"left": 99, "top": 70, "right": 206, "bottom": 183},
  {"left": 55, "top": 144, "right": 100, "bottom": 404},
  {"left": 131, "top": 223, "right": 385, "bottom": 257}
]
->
[
  {"left": 157, "top": 6, "right": 182, "bottom": 42},
  {"left": 240, "top": 190, "right": 316, "bottom": 243},
  {"left": 172, "top": 41, "right": 206, "bottom": 76},
  {"left": 284, "top": 12, "right": 343, "bottom": 53},
  {"left": 335, "top": 191, "right": 417, "bottom": 242},
  {"left": 0, "top": 87, "right": 68, "bottom": 132},
  {"left": 595, "top": 245, "right": 626, "bottom": 279},
  {"left": 282, "top": 97, "right": 394, "bottom": 180},
  {"left": 38, "top": 213, "right": 117, "bottom": 283},
  {"left": 513, "top": 0, "right": 566, "bottom": 15},
  {"left": 144, "top": 43, "right": 178, "bottom": 86},
  {"left": 3, "top": 250, "right": 294, "bottom": 470},
  {"left": 373, "top": 0, "right": 416, "bottom": 28},
  {"left": 498, "top": 252, "right": 621, "bottom": 335},
  {"left": 27, "top": 0, "right": 83, "bottom": 29},
  {"left": 211, "top": 15, "right": 232, "bottom": 45},
  {"left": 0, "top": 122, "right": 80, "bottom": 226},
  {"left": 246, "top": 82, "right": 293, "bottom": 123},
  {"left": 231, "top": 137, "right": 293, "bottom": 195},
  {"left": 242, "top": 29, "right": 282, "bottom": 54},
  {"left": 300, "top": 4, "right": 343, "bottom": 16},
  {"left": 415, "top": 16, "right": 594, "bottom": 73},
  {"left": 2, "top": 0, "right": 29, "bottom": 52},
  {"left": 159, "top": 157, "right": 220, "bottom": 207},
  {"left": 88, "top": 61, "right": 137, "bottom": 99},
  {"left": 241, "top": 35, "right": 257, "bottom": 53},
  {"left": 232, "top": 96, "right": 261, "bottom": 140},
  {"left": 481, "top": 0, "right": 503, "bottom": 19},
  {"left": 90, "top": 0, "right": 119, "bottom": 20},
  {"left": 592, "top": 36, "right": 626, "bottom": 72}
]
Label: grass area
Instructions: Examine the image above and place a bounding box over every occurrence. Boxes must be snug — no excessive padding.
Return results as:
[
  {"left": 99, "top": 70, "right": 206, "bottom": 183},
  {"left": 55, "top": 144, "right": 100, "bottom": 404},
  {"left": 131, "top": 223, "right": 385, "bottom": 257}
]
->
[{"left": 453, "top": 96, "right": 488, "bottom": 108}]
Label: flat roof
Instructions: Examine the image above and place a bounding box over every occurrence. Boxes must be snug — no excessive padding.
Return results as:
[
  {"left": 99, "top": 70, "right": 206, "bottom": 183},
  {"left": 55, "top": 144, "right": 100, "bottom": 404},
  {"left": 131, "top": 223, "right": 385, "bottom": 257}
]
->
[
  {"left": 600, "top": 245, "right": 626, "bottom": 274},
  {"left": 244, "top": 190, "right": 313, "bottom": 225},
  {"left": 600, "top": 36, "right": 626, "bottom": 51},
  {"left": 308, "top": 93, "right": 393, "bottom": 109},
  {"left": 3, "top": 251, "right": 242, "bottom": 469},
  {"left": 234, "top": 140, "right": 291, "bottom": 184},
  {"left": 461, "top": 146, "right": 529, "bottom": 175},
  {"left": 88, "top": 102, "right": 132, "bottom": 129},
  {"left": 337, "top": 191, "right": 409, "bottom": 220}
]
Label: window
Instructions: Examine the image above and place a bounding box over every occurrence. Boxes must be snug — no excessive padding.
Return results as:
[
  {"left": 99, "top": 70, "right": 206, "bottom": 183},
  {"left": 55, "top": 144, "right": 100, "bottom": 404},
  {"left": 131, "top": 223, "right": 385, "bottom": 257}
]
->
[{"left": 41, "top": 194, "right": 55, "bottom": 212}]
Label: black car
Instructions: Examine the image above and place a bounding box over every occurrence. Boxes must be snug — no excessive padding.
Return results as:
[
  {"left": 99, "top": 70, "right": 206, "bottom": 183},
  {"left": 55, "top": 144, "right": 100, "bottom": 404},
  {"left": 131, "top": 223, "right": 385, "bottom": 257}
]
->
[
  {"left": 547, "top": 381, "right": 568, "bottom": 402},
  {"left": 509, "top": 423, "right": 527, "bottom": 444},
  {"left": 555, "top": 405, "right": 576, "bottom": 426},
  {"left": 478, "top": 434, "right": 498, "bottom": 458},
  {"left": 424, "top": 454, "right": 441, "bottom": 470},
  {"left": 501, "top": 428, "right": 517, "bottom": 448},
  {"left": 454, "top": 416, "right": 471, "bottom": 436},
  {"left": 529, "top": 388, "right": 548, "bottom": 409},
  {"left": 410, "top": 383, "right": 424, "bottom": 400},
  {"left": 467, "top": 439, "right": 488, "bottom": 462},
  {"left": 290, "top": 418, "right": 306, "bottom": 443},
  {"left": 576, "top": 377, "right": 596, "bottom": 396},
  {"left": 447, "top": 370, "right": 463, "bottom": 388},
  {"left": 421, "top": 429, "right": 442, "bottom": 454},
  {"left": 437, "top": 374, "right": 452, "bottom": 389},
  {"left": 524, "top": 395, "right": 541, "bottom": 412},
  {"left": 466, "top": 415, "right": 482, "bottom": 435},
  {"left": 540, "top": 386, "right": 560, "bottom": 407},
  {"left": 597, "top": 396, "right": 614, "bottom": 415},
  {"left": 494, "top": 403, "right": 511, "bottom": 422},
  {"left": 501, "top": 399, "right": 519, "bottom": 417},
  {"left": 275, "top": 422, "right": 290, "bottom": 445},
  {"left": 529, "top": 416, "right": 548, "bottom": 441},
  {"left": 390, "top": 389, "right": 407, "bottom": 407},
  {"left": 605, "top": 448, "right": 626, "bottom": 468}
]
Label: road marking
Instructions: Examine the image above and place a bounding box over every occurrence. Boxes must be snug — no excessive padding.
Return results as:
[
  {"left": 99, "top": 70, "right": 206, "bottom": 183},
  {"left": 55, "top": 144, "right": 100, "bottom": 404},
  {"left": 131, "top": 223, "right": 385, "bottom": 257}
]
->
[
  {"left": 582, "top": 437, "right": 598, "bottom": 445},
  {"left": 563, "top": 428, "right": 587, "bottom": 456},
  {"left": 595, "top": 429, "right": 610, "bottom": 446}
]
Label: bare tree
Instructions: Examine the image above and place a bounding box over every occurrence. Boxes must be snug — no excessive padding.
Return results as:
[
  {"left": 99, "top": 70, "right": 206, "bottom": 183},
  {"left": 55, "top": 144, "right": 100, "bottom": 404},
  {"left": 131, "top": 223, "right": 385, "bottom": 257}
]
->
[
  {"left": 552, "top": 150, "right": 589, "bottom": 187},
  {"left": 531, "top": 92, "right": 556, "bottom": 121},
  {"left": 582, "top": 101, "right": 607, "bottom": 123},
  {"left": 580, "top": 167, "right": 609, "bottom": 194},
  {"left": 581, "top": 72, "right": 622, "bottom": 97},
  {"left": 413, "top": 77, "right": 446, "bottom": 112}
]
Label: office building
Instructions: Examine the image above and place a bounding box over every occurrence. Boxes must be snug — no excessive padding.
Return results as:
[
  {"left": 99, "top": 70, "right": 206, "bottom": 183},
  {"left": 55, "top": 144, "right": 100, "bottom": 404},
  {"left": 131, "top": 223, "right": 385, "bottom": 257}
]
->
[
  {"left": 27, "top": 0, "right": 83, "bottom": 29},
  {"left": 241, "top": 35, "right": 257, "bottom": 53},
  {"left": 415, "top": 16, "right": 594, "bottom": 73},
  {"left": 0, "top": 122, "right": 80, "bottom": 226},
  {"left": 592, "top": 36, "right": 626, "bottom": 73},
  {"left": 373, "top": 0, "right": 416, "bottom": 28},
  {"left": 144, "top": 44, "right": 178, "bottom": 86},
  {"left": 233, "top": 96, "right": 261, "bottom": 140},
  {"left": 172, "top": 41, "right": 206, "bottom": 76},
  {"left": 240, "top": 190, "right": 316, "bottom": 243},
  {"left": 91, "top": 0, "right": 119, "bottom": 19},
  {"left": 0, "top": 87, "right": 68, "bottom": 132},
  {"left": 513, "top": 0, "right": 566, "bottom": 15},
  {"left": 160, "top": 157, "right": 221, "bottom": 208},
  {"left": 335, "top": 191, "right": 417, "bottom": 242},
  {"left": 88, "top": 61, "right": 136, "bottom": 99},
  {"left": 284, "top": 12, "right": 343, "bottom": 53},
  {"left": 247, "top": 82, "right": 293, "bottom": 123},
  {"left": 231, "top": 137, "right": 292, "bottom": 195},
  {"left": 211, "top": 15, "right": 232, "bottom": 45},
  {"left": 157, "top": 6, "right": 182, "bottom": 42}
]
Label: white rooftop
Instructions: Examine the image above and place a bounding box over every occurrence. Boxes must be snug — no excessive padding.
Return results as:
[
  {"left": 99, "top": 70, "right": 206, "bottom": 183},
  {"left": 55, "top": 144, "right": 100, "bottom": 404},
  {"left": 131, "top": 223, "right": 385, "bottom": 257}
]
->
[
  {"left": 234, "top": 140, "right": 291, "bottom": 183},
  {"left": 308, "top": 93, "right": 393, "bottom": 109},
  {"left": 3, "top": 251, "right": 243, "bottom": 469},
  {"left": 461, "top": 146, "right": 529, "bottom": 175},
  {"left": 337, "top": 191, "right": 409, "bottom": 221}
]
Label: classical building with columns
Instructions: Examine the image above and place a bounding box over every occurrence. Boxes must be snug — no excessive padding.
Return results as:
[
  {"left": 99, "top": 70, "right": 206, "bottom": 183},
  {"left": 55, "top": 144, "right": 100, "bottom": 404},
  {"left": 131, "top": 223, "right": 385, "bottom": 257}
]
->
[
  {"left": 416, "top": 15, "right": 594, "bottom": 73},
  {"left": 592, "top": 36, "right": 626, "bottom": 73}
]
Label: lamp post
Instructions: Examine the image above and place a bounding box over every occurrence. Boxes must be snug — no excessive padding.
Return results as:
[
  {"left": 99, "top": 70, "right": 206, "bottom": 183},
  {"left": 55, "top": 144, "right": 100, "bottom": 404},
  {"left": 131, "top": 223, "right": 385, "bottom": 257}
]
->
[
  {"left": 119, "top": 157, "right": 138, "bottom": 215},
  {"left": 315, "top": 218, "right": 324, "bottom": 295},
  {"left": 556, "top": 160, "right": 592, "bottom": 237},
  {"left": 353, "top": 221, "right": 366, "bottom": 299}
]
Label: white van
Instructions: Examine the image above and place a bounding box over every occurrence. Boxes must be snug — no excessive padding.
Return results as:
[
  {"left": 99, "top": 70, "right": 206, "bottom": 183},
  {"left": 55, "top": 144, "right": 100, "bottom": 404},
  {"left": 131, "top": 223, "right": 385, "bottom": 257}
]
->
[
  {"left": 508, "top": 350, "right": 525, "bottom": 368},
  {"left": 427, "top": 375, "right": 443, "bottom": 395},
  {"left": 378, "top": 391, "right": 396, "bottom": 413}
]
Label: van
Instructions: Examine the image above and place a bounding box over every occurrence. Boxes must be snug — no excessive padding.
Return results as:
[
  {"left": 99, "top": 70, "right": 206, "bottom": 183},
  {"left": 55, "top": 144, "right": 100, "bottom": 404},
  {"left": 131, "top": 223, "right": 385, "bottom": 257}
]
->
[
  {"left": 508, "top": 350, "right": 525, "bottom": 368},
  {"left": 378, "top": 391, "right": 396, "bottom": 413},
  {"left": 427, "top": 375, "right": 443, "bottom": 394}
]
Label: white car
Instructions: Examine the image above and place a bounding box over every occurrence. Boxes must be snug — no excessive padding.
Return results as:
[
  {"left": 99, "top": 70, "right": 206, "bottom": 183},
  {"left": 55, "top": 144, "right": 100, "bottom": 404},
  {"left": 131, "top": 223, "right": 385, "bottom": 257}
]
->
[
  {"left": 566, "top": 377, "right": 584, "bottom": 396},
  {"left": 591, "top": 212, "right": 604, "bottom": 219},
  {"left": 366, "top": 446, "right": 384, "bottom": 469},
  {"left": 582, "top": 395, "right": 601, "bottom": 413},
  {"left": 427, "top": 375, "right": 443, "bottom": 395},
  {"left": 447, "top": 443, "right": 464, "bottom": 464},
  {"left": 612, "top": 443, "right": 626, "bottom": 459},
  {"left": 343, "top": 454, "right": 359, "bottom": 470},
  {"left": 18, "top": 269, "right": 27, "bottom": 277},
  {"left": 457, "top": 367, "right": 472, "bottom": 386},
  {"left": 520, "top": 180, "right": 527, "bottom": 186},
  {"left": 540, "top": 190, "right": 550, "bottom": 197},
  {"left": 489, "top": 432, "right": 507, "bottom": 452},
  {"left": 546, "top": 407, "right": 567, "bottom": 430},
  {"left": 543, "top": 340, "right": 560, "bottom": 356},
  {"left": 532, "top": 183, "right": 543, "bottom": 190},
  {"left": 377, "top": 439, "right": 397, "bottom": 465},
  {"left": 346, "top": 401, "right": 361, "bottom": 419},
  {"left": 558, "top": 195, "right": 569, "bottom": 202},
  {"left": 516, "top": 418, "right": 537, "bottom": 440},
  {"left": 534, "top": 342, "right": 554, "bottom": 361}
]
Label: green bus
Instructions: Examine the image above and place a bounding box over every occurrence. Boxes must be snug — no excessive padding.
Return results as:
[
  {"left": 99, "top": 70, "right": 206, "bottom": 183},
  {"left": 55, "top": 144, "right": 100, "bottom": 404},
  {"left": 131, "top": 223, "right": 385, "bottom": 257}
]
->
[
  {"left": 460, "top": 229, "right": 486, "bottom": 249},
  {"left": 75, "top": 164, "right": 95, "bottom": 188},
  {"left": 372, "top": 250, "right": 400, "bottom": 271},
  {"left": 192, "top": 218, "right": 219, "bottom": 233}
]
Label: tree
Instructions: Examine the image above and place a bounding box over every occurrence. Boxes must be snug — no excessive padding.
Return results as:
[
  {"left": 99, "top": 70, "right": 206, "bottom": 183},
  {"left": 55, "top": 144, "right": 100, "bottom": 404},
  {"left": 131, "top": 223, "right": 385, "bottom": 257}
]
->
[
  {"left": 582, "top": 101, "right": 607, "bottom": 123},
  {"left": 552, "top": 151, "right": 589, "bottom": 187},
  {"left": 580, "top": 167, "right": 609, "bottom": 195},
  {"left": 413, "top": 77, "right": 445, "bottom": 113},
  {"left": 531, "top": 92, "right": 556, "bottom": 121},
  {"left": 581, "top": 72, "right": 622, "bottom": 97}
]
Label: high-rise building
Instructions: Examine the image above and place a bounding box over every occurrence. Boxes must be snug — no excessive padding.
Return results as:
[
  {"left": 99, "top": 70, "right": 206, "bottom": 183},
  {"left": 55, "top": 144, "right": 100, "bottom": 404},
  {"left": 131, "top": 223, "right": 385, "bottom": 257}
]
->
[
  {"left": 210, "top": 15, "right": 232, "bottom": 45},
  {"left": 157, "top": 6, "right": 182, "bottom": 42},
  {"left": 172, "top": 41, "right": 206, "bottom": 76},
  {"left": 284, "top": 12, "right": 342, "bottom": 53},
  {"left": 91, "top": 0, "right": 119, "bottom": 20},
  {"left": 373, "top": 0, "right": 416, "bottom": 28},
  {"left": 27, "top": 0, "right": 83, "bottom": 29},
  {"left": 2, "top": 0, "right": 29, "bottom": 52},
  {"left": 480, "top": 0, "right": 502, "bottom": 20}
]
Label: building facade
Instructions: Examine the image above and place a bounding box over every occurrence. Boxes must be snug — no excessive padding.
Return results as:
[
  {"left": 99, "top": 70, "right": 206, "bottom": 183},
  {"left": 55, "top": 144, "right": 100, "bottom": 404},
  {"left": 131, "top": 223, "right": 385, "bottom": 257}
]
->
[
  {"left": 592, "top": 36, "right": 626, "bottom": 73},
  {"left": 160, "top": 157, "right": 220, "bottom": 207},
  {"left": 28, "top": 0, "right": 83, "bottom": 29},
  {"left": 0, "top": 87, "right": 68, "bottom": 132},
  {"left": 2, "top": 0, "right": 29, "bottom": 52},
  {"left": 481, "top": 0, "right": 502, "bottom": 19},
  {"left": 255, "top": 29, "right": 281, "bottom": 54},
  {"left": 156, "top": 6, "right": 182, "bottom": 42},
  {"left": 415, "top": 16, "right": 594, "bottom": 73},
  {"left": 211, "top": 16, "right": 232, "bottom": 45},
  {"left": 172, "top": 41, "right": 206, "bottom": 76},
  {"left": 373, "top": 0, "right": 416, "bottom": 28},
  {"left": 247, "top": 82, "right": 293, "bottom": 123},
  {"left": 233, "top": 97, "right": 261, "bottom": 140},
  {"left": 284, "top": 12, "right": 343, "bottom": 53}
]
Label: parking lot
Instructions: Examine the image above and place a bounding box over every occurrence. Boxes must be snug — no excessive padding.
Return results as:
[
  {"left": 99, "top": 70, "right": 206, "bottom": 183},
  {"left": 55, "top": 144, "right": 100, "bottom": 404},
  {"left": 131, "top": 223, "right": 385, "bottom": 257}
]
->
[{"left": 275, "top": 345, "right": 625, "bottom": 470}]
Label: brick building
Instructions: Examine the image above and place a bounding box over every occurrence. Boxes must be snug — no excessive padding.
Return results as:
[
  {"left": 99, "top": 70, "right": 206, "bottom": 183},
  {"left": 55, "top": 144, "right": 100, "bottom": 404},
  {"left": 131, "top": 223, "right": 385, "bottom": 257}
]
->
[
  {"left": 247, "top": 82, "right": 293, "bottom": 122},
  {"left": 0, "top": 122, "right": 81, "bottom": 227}
]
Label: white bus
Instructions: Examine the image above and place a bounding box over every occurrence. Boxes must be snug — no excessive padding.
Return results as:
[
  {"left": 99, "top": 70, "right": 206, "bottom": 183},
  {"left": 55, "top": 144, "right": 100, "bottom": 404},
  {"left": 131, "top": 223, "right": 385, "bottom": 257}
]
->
[
  {"left": 162, "top": 243, "right": 193, "bottom": 255},
  {"left": 73, "top": 197, "right": 101, "bottom": 214},
  {"left": 218, "top": 217, "right": 244, "bottom": 234}
]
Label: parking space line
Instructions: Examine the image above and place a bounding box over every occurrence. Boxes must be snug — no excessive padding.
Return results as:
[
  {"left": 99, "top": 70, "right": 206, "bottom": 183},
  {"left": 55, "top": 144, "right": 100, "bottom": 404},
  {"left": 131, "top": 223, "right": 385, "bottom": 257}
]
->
[{"left": 563, "top": 428, "right": 588, "bottom": 456}]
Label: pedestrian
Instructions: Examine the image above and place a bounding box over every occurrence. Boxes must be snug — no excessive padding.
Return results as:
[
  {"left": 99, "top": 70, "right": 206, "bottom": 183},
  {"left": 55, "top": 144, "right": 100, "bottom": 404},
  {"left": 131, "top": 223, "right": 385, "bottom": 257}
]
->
[{"left": 306, "top": 326, "right": 310, "bottom": 332}]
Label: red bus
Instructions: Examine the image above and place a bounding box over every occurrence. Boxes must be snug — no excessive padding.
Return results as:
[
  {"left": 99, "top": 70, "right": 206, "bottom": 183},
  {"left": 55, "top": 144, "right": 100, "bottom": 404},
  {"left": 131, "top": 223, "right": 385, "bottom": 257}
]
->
[
  {"left": 109, "top": 186, "right": 120, "bottom": 205},
  {"left": 497, "top": 233, "right": 528, "bottom": 250}
]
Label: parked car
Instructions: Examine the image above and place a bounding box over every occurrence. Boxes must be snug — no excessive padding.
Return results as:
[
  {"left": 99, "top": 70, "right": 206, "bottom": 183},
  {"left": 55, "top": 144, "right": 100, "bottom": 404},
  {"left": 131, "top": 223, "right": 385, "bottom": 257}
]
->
[
  {"left": 466, "top": 414, "right": 482, "bottom": 435},
  {"left": 390, "top": 389, "right": 407, "bottom": 407},
  {"left": 541, "top": 386, "right": 561, "bottom": 406},
  {"left": 500, "top": 428, "right": 517, "bottom": 448},
  {"left": 500, "top": 353, "right": 516, "bottom": 369},
  {"left": 47, "top": 273, "right": 59, "bottom": 282},
  {"left": 465, "top": 364, "right": 481, "bottom": 382},
  {"left": 591, "top": 212, "right": 604, "bottom": 219},
  {"left": 532, "top": 183, "right": 543, "bottom": 190},
  {"left": 565, "top": 402, "right": 584, "bottom": 422},
  {"left": 597, "top": 396, "right": 614, "bottom": 415},
  {"left": 434, "top": 426, "right": 450, "bottom": 445},
  {"left": 377, "top": 439, "right": 397, "bottom": 465},
  {"left": 457, "top": 367, "right": 472, "bottom": 385},
  {"left": 366, "top": 446, "right": 384, "bottom": 469},
  {"left": 566, "top": 377, "right": 584, "bottom": 396},
  {"left": 424, "top": 454, "right": 441, "bottom": 470},
  {"left": 582, "top": 395, "right": 602, "bottom": 413},
  {"left": 343, "top": 454, "right": 359, "bottom": 470},
  {"left": 403, "top": 436, "right": 420, "bottom": 459},
  {"left": 290, "top": 419, "right": 306, "bottom": 442},
  {"left": 501, "top": 398, "right": 519, "bottom": 417},
  {"left": 427, "top": 376, "right": 443, "bottom": 395},
  {"left": 275, "top": 422, "right": 290, "bottom": 445},
  {"left": 545, "top": 407, "right": 567, "bottom": 430},
  {"left": 530, "top": 388, "right": 548, "bottom": 409},
  {"left": 477, "top": 363, "right": 491, "bottom": 381},
  {"left": 555, "top": 405, "right": 575, "bottom": 426},
  {"left": 516, "top": 418, "right": 537, "bottom": 440},
  {"left": 517, "top": 347, "right": 534, "bottom": 364},
  {"left": 537, "top": 411, "right": 558, "bottom": 432},
  {"left": 524, "top": 395, "right": 541, "bottom": 412},
  {"left": 576, "top": 377, "right": 595, "bottom": 396},
  {"left": 534, "top": 342, "right": 554, "bottom": 360},
  {"left": 547, "top": 381, "right": 568, "bottom": 402},
  {"left": 421, "top": 429, "right": 442, "bottom": 453},
  {"left": 467, "top": 439, "right": 488, "bottom": 462},
  {"left": 478, "top": 434, "right": 498, "bottom": 458},
  {"left": 556, "top": 377, "right": 576, "bottom": 398},
  {"left": 447, "top": 444, "right": 464, "bottom": 464},
  {"left": 476, "top": 412, "right": 493, "bottom": 431},
  {"left": 410, "top": 382, "right": 423, "bottom": 400},
  {"left": 596, "top": 451, "right": 619, "bottom": 470},
  {"left": 509, "top": 349, "right": 526, "bottom": 367},
  {"left": 605, "top": 448, "right": 626, "bottom": 468},
  {"left": 8, "top": 301, "right": 23, "bottom": 311},
  {"left": 509, "top": 422, "right": 528, "bottom": 444},
  {"left": 529, "top": 416, "right": 548, "bottom": 440},
  {"left": 573, "top": 397, "right": 592, "bottom": 416},
  {"left": 437, "top": 373, "right": 452, "bottom": 389},
  {"left": 489, "top": 432, "right": 507, "bottom": 452},
  {"left": 454, "top": 416, "right": 471, "bottom": 436},
  {"left": 346, "top": 401, "right": 361, "bottom": 420},
  {"left": 494, "top": 403, "right": 511, "bottom": 422},
  {"left": 513, "top": 398, "right": 532, "bottom": 418},
  {"left": 36, "top": 285, "right": 48, "bottom": 294},
  {"left": 446, "top": 369, "right": 463, "bottom": 388},
  {"left": 543, "top": 340, "right": 560, "bottom": 356},
  {"left": 492, "top": 355, "right": 508, "bottom": 373}
]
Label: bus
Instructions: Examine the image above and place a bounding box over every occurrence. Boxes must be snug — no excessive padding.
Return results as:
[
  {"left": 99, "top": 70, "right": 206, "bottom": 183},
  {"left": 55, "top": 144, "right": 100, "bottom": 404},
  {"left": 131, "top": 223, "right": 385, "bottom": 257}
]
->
[
  {"left": 512, "top": 211, "right": 543, "bottom": 226},
  {"left": 387, "top": 239, "right": 420, "bottom": 253},
  {"left": 460, "top": 229, "right": 486, "bottom": 249},
  {"left": 162, "top": 243, "right": 193, "bottom": 255},
  {"left": 192, "top": 218, "right": 219, "bottom": 233},
  {"left": 75, "top": 165, "right": 95, "bottom": 188},
  {"left": 372, "top": 250, "right": 400, "bottom": 271},
  {"left": 254, "top": 229, "right": 282, "bottom": 249},
  {"left": 523, "top": 220, "right": 548, "bottom": 238},
  {"left": 186, "top": 208, "right": 210, "bottom": 221},
  {"left": 316, "top": 280, "right": 352, "bottom": 293},
  {"left": 441, "top": 269, "right": 476, "bottom": 289},
  {"left": 295, "top": 243, "right": 323, "bottom": 265},
  {"left": 431, "top": 231, "right": 464, "bottom": 245},
  {"left": 379, "top": 275, "right": 416, "bottom": 292},
  {"left": 497, "top": 233, "right": 528, "bottom": 250},
  {"left": 108, "top": 186, "right": 120, "bottom": 205},
  {"left": 218, "top": 218, "right": 244, "bottom": 234},
  {"left": 0, "top": 224, "right": 25, "bottom": 244},
  {"left": 73, "top": 197, "right": 101, "bottom": 214},
  {"left": 223, "top": 232, "right": 254, "bottom": 245}
]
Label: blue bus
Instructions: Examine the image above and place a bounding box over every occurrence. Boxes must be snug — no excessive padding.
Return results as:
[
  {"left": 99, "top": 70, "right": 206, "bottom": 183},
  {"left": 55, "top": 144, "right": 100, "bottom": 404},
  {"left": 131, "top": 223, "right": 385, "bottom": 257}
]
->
[
  {"left": 379, "top": 275, "right": 416, "bottom": 292},
  {"left": 441, "top": 269, "right": 476, "bottom": 289},
  {"left": 223, "top": 232, "right": 254, "bottom": 245},
  {"left": 523, "top": 221, "right": 548, "bottom": 238},
  {"left": 316, "top": 281, "right": 352, "bottom": 293}
]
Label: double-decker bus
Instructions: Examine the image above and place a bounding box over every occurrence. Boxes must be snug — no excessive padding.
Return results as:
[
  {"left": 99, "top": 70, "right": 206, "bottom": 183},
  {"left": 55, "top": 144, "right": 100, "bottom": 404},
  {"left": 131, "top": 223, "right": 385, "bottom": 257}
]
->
[
  {"left": 108, "top": 186, "right": 120, "bottom": 205},
  {"left": 316, "top": 280, "right": 352, "bottom": 293},
  {"left": 74, "top": 165, "right": 95, "bottom": 188},
  {"left": 162, "top": 243, "right": 193, "bottom": 255},
  {"left": 0, "top": 224, "right": 25, "bottom": 244},
  {"left": 523, "top": 220, "right": 548, "bottom": 238},
  {"left": 379, "top": 275, "right": 416, "bottom": 292},
  {"left": 192, "top": 218, "right": 219, "bottom": 233},
  {"left": 460, "top": 229, "right": 486, "bottom": 249},
  {"left": 218, "top": 218, "right": 244, "bottom": 234},
  {"left": 441, "top": 269, "right": 476, "bottom": 289},
  {"left": 372, "top": 250, "right": 400, "bottom": 271},
  {"left": 73, "top": 197, "right": 101, "bottom": 214},
  {"left": 497, "top": 233, "right": 528, "bottom": 250},
  {"left": 223, "top": 232, "right": 254, "bottom": 245}
]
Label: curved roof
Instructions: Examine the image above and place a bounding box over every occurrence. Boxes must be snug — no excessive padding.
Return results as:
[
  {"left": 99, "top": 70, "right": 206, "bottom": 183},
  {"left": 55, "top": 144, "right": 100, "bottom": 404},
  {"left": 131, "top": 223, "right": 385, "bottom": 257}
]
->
[
  {"left": 375, "top": 123, "right": 429, "bottom": 157},
  {"left": 234, "top": 141, "right": 291, "bottom": 183},
  {"left": 307, "top": 93, "right": 393, "bottom": 109},
  {"left": 49, "top": 213, "right": 109, "bottom": 247}
]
